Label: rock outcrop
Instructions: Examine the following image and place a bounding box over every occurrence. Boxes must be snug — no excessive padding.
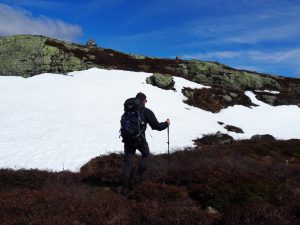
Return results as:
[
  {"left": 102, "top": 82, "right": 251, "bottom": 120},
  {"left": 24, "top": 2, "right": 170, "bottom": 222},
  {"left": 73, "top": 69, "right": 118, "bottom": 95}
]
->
[
  {"left": 1, "top": 34, "right": 300, "bottom": 111},
  {"left": 251, "top": 134, "right": 276, "bottom": 142},
  {"left": 194, "top": 132, "right": 234, "bottom": 145},
  {"left": 146, "top": 73, "right": 175, "bottom": 90},
  {"left": 224, "top": 125, "right": 244, "bottom": 134},
  {"left": 86, "top": 38, "right": 97, "bottom": 48},
  {"left": 182, "top": 87, "right": 256, "bottom": 113}
]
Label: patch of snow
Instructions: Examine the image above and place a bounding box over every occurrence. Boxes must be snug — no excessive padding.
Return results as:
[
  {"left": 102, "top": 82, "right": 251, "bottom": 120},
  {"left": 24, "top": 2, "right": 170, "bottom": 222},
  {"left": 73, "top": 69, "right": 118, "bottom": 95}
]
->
[
  {"left": 254, "top": 90, "right": 280, "bottom": 94},
  {"left": 0, "top": 68, "right": 299, "bottom": 171},
  {"left": 216, "top": 91, "right": 300, "bottom": 139}
]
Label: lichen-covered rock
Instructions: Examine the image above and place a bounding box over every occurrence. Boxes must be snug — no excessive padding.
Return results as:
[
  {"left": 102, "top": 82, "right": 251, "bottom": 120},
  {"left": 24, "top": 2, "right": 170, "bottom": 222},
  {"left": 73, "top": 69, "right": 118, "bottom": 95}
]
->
[
  {"left": 0, "top": 35, "right": 92, "bottom": 77},
  {"left": 192, "top": 74, "right": 214, "bottom": 86},
  {"left": 223, "top": 95, "right": 232, "bottom": 102},
  {"left": 194, "top": 132, "right": 234, "bottom": 145},
  {"left": 176, "top": 63, "right": 189, "bottom": 77},
  {"left": 187, "top": 60, "right": 222, "bottom": 76},
  {"left": 146, "top": 73, "right": 175, "bottom": 90},
  {"left": 254, "top": 90, "right": 300, "bottom": 107},
  {"left": 182, "top": 87, "right": 255, "bottom": 113},
  {"left": 258, "top": 95, "right": 277, "bottom": 105},
  {"left": 129, "top": 54, "right": 146, "bottom": 60},
  {"left": 223, "top": 71, "right": 281, "bottom": 91},
  {"left": 182, "top": 89, "right": 195, "bottom": 99},
  {"left": 229, "top": 92, "right": 238, "bottom": 98},
  {"left": 251, "top": 134, "right": 276, "bottom": 141}
]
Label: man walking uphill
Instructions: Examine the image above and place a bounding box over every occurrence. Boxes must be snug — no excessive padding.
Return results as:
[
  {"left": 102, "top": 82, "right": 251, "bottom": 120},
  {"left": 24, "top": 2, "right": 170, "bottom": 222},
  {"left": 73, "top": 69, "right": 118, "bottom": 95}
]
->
[{"left": 119, "top": 92, "right": 170, "bottom": 195}]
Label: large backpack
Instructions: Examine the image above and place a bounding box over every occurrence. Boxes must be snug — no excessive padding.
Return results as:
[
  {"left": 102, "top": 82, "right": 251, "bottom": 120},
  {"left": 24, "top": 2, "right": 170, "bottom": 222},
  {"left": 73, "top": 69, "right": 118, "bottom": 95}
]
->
[{"left": 120, "top": 98, "right": 144, "bottom": 142}]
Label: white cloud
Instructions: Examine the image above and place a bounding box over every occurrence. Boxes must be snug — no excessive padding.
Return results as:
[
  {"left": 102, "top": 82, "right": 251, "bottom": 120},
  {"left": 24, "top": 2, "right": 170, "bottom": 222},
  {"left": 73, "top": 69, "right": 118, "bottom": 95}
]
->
[
  {"left": 294, "top": 67, "right": 300, "bottom": 77},
  {"left": 188, "top": 4, "right": 300, "bottom": 44},
  {"left": 247, "top": 49, "right": 300, "bottom": 64},
  {"left": 182, "top": 49, "right": 300, "bottom": 77},
  {"left": 234, "top": 65, "right": 262, "bottom": 72},
  {"left": 183, "top": 51, "right": 241, "bottom": 59},
  {"left": 228, "top": 23, "right": 300, "bottom": 44},
  {"left": 183, "top": 49, "right": 300, "bottom": 64},
  {"left": 4, "top": 0, "right": 125, "bottom": 18},
  {"left": 0, "top": 4, "right": 83, "bottom": 41},
  {"left": 3, "top": 0, "right": 68, "bottom": 10}
]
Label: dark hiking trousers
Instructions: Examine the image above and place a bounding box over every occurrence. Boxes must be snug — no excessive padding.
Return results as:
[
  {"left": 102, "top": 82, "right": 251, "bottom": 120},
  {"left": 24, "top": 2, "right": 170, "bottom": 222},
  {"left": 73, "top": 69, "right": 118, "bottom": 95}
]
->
[{"left": 121, "top": 140, "right": 150, "bottom": 188}]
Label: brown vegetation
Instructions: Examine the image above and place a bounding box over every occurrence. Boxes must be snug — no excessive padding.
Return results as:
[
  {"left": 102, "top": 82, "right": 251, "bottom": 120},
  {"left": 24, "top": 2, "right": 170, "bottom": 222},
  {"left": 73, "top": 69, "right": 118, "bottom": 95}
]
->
[
  {"left": 0, "top": 139, "right": 299, "bottom": 224},
  {"left": 45, "top": 39, "right": 181, "bottom": 77},
  {"left": 254, "top": 90, "right": 300, "bottom": 106},
  {"left": 182, "top": 87, "right": 256, "bottom": 112}
]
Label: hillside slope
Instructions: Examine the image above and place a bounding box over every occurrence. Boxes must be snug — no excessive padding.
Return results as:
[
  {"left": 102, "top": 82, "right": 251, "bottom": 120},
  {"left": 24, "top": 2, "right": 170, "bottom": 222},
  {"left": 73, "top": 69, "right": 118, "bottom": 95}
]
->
[
  {"left": 1, "top": 35, "right": 300, "bottom": 110},
  {"left": 0, "top": 139, "right": 299, "bottom": 225}
]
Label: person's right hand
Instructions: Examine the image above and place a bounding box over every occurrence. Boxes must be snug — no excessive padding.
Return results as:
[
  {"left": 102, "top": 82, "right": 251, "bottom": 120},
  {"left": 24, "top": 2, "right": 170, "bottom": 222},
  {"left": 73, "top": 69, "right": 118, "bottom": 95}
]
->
[{"left": 166, "top": 119, "right": 170, "bottom": 125}]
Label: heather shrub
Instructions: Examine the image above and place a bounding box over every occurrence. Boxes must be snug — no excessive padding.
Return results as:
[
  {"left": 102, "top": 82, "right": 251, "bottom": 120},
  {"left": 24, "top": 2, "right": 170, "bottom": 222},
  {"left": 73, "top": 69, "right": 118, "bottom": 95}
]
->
[{"left": 0, "top": 139, "right": 299, "bottom": 224}]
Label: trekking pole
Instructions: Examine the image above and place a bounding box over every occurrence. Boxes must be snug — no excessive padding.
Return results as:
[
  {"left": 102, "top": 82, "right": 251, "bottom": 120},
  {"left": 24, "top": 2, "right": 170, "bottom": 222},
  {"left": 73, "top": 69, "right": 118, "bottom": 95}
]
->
[
  {"left": 162, "top": 125, "right": 170, "bottom": 186},
  {"left": 167, "top": 126, "right": 170, "bottom": 156},
  {"left": 167, "top": 125, "right": 170, "bottom": 171}
]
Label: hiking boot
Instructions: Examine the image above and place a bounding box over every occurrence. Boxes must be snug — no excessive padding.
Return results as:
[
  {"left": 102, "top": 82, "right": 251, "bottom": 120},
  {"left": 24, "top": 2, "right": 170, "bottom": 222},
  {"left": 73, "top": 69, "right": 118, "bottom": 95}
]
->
[
  {"left": 116, "top": 185, "right": 132, "bottom": 196},
  {"left": 116, "top": 177, "right": 133, "bottom": 195},
  {"left": 131, "top": 173, "right": 143, "bottom": 185}
]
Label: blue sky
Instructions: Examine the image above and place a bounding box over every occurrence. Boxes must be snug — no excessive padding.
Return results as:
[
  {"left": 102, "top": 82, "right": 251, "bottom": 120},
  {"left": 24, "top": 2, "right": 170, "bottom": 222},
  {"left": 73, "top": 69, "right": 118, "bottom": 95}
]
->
[{"left": 0, "top": 0, "right": 300, "bottom": 77}]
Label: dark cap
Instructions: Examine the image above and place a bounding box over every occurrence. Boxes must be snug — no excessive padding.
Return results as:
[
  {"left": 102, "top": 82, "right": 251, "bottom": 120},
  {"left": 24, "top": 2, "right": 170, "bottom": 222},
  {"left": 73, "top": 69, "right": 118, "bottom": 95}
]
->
[{"left": 136, "top": 92, "right": 147, "bottom": 102}]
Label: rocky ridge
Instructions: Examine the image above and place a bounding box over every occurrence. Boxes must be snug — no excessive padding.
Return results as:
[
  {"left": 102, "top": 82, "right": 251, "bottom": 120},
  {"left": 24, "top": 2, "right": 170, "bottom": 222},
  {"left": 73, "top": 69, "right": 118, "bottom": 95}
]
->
[{"left": 1, "top": 35, "right": 300, "bottom": 112}]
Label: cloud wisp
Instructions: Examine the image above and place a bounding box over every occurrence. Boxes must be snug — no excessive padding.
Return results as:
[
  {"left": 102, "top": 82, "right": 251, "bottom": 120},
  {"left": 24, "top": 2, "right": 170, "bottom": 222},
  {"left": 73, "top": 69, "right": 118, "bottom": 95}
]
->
[
  {"left": 183, "top": 51, "right": 242, "bottom": 60},
  {"left": 0, "top": 0, "right": 124, "bottom": 13},
  {"left": 182, "top": 48, "right": 300, "bottom": 77},
  {"left": 183, "top": 49, "right": 300, "bottom": 62},
  {"left": 0, "top": 3, "right": 83, "bottom": 41}
]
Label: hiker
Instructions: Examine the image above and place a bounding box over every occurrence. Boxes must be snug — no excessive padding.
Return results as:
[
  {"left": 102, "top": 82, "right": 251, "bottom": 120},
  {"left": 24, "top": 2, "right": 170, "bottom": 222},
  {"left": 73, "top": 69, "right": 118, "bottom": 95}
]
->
[{"left": 119, "top": 92, "right": 170, "bottom": 194}]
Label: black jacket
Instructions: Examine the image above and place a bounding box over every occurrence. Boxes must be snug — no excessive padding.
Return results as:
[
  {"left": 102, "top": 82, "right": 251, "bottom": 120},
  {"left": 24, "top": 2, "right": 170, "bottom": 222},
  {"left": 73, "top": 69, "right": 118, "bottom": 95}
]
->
[{"left": 140, "top": 107, "right": 169, "bottom": 133}]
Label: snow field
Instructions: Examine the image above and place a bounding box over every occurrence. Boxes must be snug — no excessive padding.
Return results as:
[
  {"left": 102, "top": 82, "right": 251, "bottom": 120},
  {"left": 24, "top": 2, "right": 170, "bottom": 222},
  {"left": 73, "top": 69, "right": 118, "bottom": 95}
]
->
[{"left": 0, "top": 68, "right": 299, "bottom": 171}]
